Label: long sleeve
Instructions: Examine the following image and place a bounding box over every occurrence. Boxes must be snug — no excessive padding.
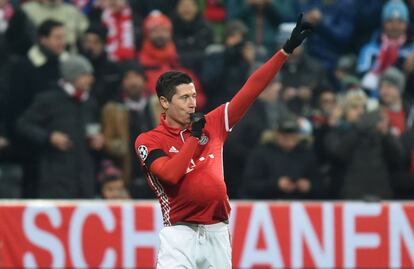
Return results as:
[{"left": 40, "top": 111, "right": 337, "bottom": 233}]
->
[
  {"left": 227, "top": 50, "right": 288, "bottom": 128},
  {"left": 148, "top": 136, "right": 199, "bottom": 185}
]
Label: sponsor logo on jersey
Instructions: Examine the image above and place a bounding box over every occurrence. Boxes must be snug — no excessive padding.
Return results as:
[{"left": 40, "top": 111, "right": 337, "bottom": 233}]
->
[{"left": 169, "top": 146, "right": 179, "bottom": 153}]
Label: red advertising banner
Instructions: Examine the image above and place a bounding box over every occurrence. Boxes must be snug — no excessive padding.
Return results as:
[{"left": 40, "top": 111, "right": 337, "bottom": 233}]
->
[{"left": 0, "top": 201, "right": 414, "bottom": 268}]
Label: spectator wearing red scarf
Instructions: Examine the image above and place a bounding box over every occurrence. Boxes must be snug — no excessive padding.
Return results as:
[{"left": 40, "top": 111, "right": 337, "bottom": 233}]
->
[{"left": 138, "top": 10, "right": 206, "bottom": 109}]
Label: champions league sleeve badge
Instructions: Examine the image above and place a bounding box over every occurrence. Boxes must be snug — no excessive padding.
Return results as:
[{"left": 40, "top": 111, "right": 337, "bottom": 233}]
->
[{"left": 138, "top": 145, "right": 148, "bottom": 161}]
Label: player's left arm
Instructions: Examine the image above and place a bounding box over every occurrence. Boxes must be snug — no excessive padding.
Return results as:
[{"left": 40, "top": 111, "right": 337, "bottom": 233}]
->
[{"left": 227, "top": 14, "right": 313, "bottom": 128}]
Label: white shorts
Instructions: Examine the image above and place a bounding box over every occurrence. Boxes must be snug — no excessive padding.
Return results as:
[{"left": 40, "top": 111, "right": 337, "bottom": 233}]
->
[{"left": 157, "top": 221, "right": 232, "bottom": 269}]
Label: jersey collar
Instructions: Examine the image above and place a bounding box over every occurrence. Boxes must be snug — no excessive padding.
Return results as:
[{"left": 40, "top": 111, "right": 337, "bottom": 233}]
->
[{"left": 160, "top": 113, "right": 189, "bottom": 135}]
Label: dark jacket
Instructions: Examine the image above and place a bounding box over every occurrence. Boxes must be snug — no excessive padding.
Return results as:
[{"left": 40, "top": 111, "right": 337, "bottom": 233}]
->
[
  {"left": 17, "top": 87, "right": 99, "bottom": 198},
  {"left": 201, "top": 43, "right": 251, "bottom": 110},
  {"left": 224, "top": 99, "right": 288, "bottom": 198},
  {"left": 241, "top": 139, "right": 321, "bottom": 199},
  {"left": 86, "top": 52, "right": 121, "bottom": 108},
  {"left": 324, "top": 119, "right": 403, "bottom": 199},
  {"left": 172, "top": 13, "right": 213, "bottom": 76}
]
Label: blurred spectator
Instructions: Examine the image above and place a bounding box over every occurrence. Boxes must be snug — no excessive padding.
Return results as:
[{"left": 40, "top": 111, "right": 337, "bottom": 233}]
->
[
  {"left": 280, "top": 43, "right": 329, "bottom": 117},
  {"left": 311, "top": 88, "right": 338, "bottom": 163},
  {"left": 395, "top": 124, "right": 414, "bottom": 198},
  {"left": 98, "top": 160, "right": 130, "bottom": 199},
  {"left": 324, "top": 91, "right": 403, "bottom": 200},
  {"left": 100, "top": 0, "right": 136, "bottom": 61},
  {"left": 171, "top": 0, "right": 214, "bottom": 76},
  {"left": 22, "top": 0, "right": 89, "bottom": 51},
  {"left": 224, "top": 76, "right": 288, "bottom": 198},
  {"left": 6, "top": 19, "right": 68, "bottom": 197},
  {"left": 7, "top": 19, "right": 67, "bottom": 132},
  {"left": 351, "top": 0, "right": 386, "bottom": 54},
  {"left": 301, "top": 0, "right": 357, "bottom": 80},
  {"left": 138, "top": 10, "right": 206, "bottom": 108},
  {"left": 65, "top": 0, "right": 97, "bottom": 14},
  {"left": 200, "top": 0, "right": 226, "bottom": 42},
  {"left": 334, "top": 54, "right": 360, "bottom": 92},
  {"left": 231, "top": 0, "right": 281, "bottom": 59},
  {"left": 273, "top": 0, "right": 301, "bottom": 23},
  {"left": 133, "top": 0, "right": 179, "bottom": 19},
  {"left": 379, "top": 67, "right": 414, "bottom": 136},
  {"left": 358, "top": 0, "right": 414, "bottom": 92},
  {"left": 79, "top": 24, "right": 121, "bottom": 107},
  {"left": 0, "top": 118, "right": 23, "bottom": 198},
  {"left": 17, "top": 55, "right": 104, "bottom": 198},
  {"left": 201, "top": 20, "right": 255, "bottom": 110},
  {"left": 2, "top": 0, "right": 34, "bottom": 56},
  {"left": 241, "top": 114, "right": 321, "bottom": 199},
  {"left": 101, "top": 61, "right": 155, "bottom": 198}
]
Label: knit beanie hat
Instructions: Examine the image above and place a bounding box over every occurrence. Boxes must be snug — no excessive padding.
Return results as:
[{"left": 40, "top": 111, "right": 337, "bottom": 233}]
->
[
  {"left": 60, "top": 54, "right": 93, "bottom": 83},
  {"left": 143, "top": 10, "right": 172, "bottom": 36},
  {"left": 382, "top": 0, "right": 409, "bottom": 23},
  {"left": 380, "top": 67, "right": 406, "bottom": 93}
]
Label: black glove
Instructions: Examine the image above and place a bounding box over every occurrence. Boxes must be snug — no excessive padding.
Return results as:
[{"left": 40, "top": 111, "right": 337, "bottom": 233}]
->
[
  {"left": 190, "top": 113, "right": 206, "bottom": 139},
  {"left": 283, "top": 13, "right": 313, "bottom": 54}
]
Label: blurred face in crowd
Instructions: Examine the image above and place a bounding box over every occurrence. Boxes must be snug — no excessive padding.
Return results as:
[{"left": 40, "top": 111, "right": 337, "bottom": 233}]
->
[
  {"left": 160, "top": 83, "right": 196, "bottom": 129},
  {"left": 149, "top": 25, "right": 172, "bottom": 48},
  {"left": 383, "top": 19, "right": 407, "bottom": 39},
  {"left": 319, "top": 91, "right": 337, "bottom": 115},
  {"left": 225, "top": 32, "right": 244, "bottom": 47},
  {"left": 73, "top": 74, "right": 94, "bottom": 92},
  {"left": 40, "top": 25, "right": 66, "bottom": 55},
  {"left": 379, "top": 81, "right": 401, "bottom": 106},
  {"left": 107, "top": 0, "right": 125, "bottom": 12},
  {"left": 177, "top": 0, "right": 198, "bottom": 22},
  {"left": 276, "top": 132, "right": 299, "bottom": 152},
  {"left": 82, "top": 32, "right": 104, "bottom": 59},
  {"left": 122, "top": 71, "right": 146, "bottom": 99},
  {"left": 102, "top": 178, "right": 128, "bottom": 199},
  {"left": 344, "top": 103, "right": 365, "bottom": 123}
]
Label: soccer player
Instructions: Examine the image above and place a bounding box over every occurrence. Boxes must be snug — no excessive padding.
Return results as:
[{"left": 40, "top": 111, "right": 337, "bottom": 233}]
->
[{"left": 135, "top": 14, "right": 312, "bottom": 269}]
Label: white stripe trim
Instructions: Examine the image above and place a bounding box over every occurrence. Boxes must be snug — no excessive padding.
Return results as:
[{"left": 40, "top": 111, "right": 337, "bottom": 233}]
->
[
  {"left": 146, "top": 171, "right": 171, "bottom": 226},
  {"left": 224, "top": 102, "right": 232, "bottom": 132}
]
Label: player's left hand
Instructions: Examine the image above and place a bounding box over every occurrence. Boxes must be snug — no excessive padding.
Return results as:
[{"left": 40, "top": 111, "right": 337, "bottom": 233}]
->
[{"left": 283, "top": 13, "right": 313, "bottom": 54}]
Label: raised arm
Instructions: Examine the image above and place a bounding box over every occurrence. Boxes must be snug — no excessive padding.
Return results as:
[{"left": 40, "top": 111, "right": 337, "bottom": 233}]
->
[{"left": 227, "top": 14, "right": 313, "bottom": 128}]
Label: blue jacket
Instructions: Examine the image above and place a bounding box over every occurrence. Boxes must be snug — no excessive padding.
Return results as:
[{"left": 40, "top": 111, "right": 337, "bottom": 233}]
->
[{"left": 357, "top": 31, "right": 414, "bottom": 75}]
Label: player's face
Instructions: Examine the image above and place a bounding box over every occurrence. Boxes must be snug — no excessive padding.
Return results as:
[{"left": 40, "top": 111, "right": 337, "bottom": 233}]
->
[{"left": 164, "top": 83, "right": 197, "bottom": 129}]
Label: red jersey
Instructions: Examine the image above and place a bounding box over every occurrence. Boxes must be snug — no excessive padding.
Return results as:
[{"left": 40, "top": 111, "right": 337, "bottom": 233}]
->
[
  {"left": 135, "top": 50, "right": 288, "bottom": 226},
  {"left": 136, "top": 103, "right": 232, "bottom": 225}
]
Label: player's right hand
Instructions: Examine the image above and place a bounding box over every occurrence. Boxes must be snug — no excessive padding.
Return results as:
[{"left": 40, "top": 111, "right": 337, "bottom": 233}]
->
[{"left": 190, "top": 113, "right": 206, "bottom": 139}]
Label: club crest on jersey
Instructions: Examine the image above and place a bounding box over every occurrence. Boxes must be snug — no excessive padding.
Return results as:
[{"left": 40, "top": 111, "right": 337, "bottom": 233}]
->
[
  {"left": 199, "top": 134, "right": 209, "bottom": 145},
  {"left": 138, "top": 145, "right": 148, "bottom": 161}
]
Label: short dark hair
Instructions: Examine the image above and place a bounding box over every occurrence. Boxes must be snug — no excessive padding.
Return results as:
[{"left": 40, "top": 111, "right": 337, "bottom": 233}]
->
[
  {"left": 156, "top": 71, "right": 193, "bottom": 101},
  {"left": 37, "top": 19, "right": 64, "bottom": 39}
]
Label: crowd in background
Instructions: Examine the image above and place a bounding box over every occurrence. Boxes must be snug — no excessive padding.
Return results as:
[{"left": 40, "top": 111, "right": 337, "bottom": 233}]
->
[{"left": 1, "top": 0, "right": 414, "bottom": 201}]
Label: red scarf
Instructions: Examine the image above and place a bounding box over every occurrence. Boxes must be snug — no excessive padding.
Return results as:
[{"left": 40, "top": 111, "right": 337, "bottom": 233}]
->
[
  {"left": 140, "top": 40, "right": 178, "bottom": 64},
  {"left": 374, "top": 34, "right": 406, "bottom": 74},
  {"left": 102, "top": 5, "right": 135, "bottom": 61}
]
